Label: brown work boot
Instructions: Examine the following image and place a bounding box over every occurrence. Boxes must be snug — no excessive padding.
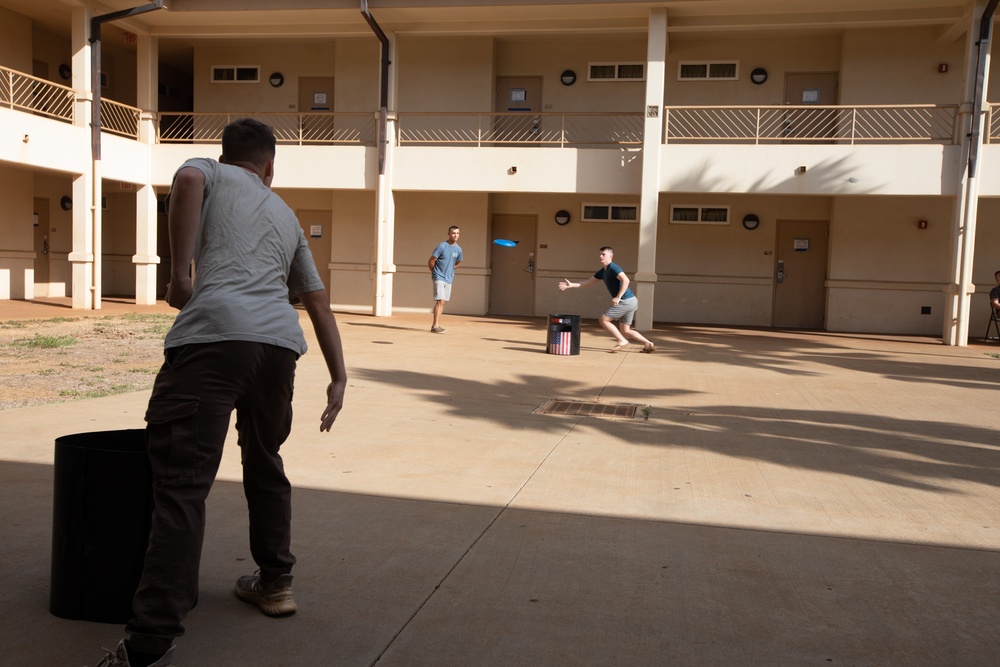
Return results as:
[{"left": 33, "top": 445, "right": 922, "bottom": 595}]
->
[{"left": 235, "top": 571, "right": 297, "bottom": 616}]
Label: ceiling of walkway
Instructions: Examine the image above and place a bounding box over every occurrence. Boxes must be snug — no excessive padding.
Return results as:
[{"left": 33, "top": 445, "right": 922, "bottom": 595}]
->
[{"left": 0, "top": 0, "right": 980, "bottom": 73}]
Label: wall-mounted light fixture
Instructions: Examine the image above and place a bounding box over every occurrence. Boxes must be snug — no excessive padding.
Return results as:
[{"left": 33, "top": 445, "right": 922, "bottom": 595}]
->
[
  {"left": 795, "top": 166, "right": 807, "bottom": 175},
  {"left": 560, "top": 70, "right": 577, "bottom": 86},
  {"left": 269, "top": 72, "right": 284, "bottom": 88},
  {"left": 60, "top": 196, "right": 73, "bottom": 211},
  {"left": 742, "top": 214, "right": 760, "bottom": 230},
  {"left": 918, "top": 219, "right": 928, "bottom": 229},
  {"left": 508, "top": 166, "right": 517, "bottom": 175},
  {"left": 750, "top": 67, "right": 768, "bottom": 85},
  {"left": 554, "top": 210, "right": 571, "bottom": 225},
  {"left": 58, "top": 64, "right": 71, "bottom": 80}
]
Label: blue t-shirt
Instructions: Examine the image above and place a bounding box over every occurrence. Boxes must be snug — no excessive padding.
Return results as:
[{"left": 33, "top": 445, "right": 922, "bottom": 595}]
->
[
  {"left": 431, "top": 241, "right": 463, "bottom": 284},
  {"left": 595, "top": 262, "right": 635, "bottom": 299}
]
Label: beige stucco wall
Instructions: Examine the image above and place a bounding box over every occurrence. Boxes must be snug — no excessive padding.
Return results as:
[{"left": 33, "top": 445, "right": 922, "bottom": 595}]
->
[
  {"left": 396, "top": 37, "right": 494, "bottom": 112},
  {"left": 392, "top": 191, "right": 489, "bottom": 314},
  {"left": 665, "top": 35, "right": 842, "bottom": 105},
  {"left": 192, "top": 40, "right": 339, "bottom": 113},
  {"left": 827, "top": 196, "right": 953, "bottom": 335},
  {"left": 840, "top": 27, "right": 966, "bottom": 105},
  {"left": 496, "top": 36, "right": 646, "bottom": 113},
  {"left": 0, "top": 6, "right": 32, "bottom": 72}
]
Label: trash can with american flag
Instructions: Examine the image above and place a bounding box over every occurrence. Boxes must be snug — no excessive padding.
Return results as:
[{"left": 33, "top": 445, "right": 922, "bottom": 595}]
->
[{"left": 547, "top": 314, "right": 580, "bottom": 355}]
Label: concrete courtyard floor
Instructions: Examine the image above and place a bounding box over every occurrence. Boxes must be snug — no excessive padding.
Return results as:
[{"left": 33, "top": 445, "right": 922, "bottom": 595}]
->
[{"left": 1, "top": 299, "right": 998, "bottom": 666}]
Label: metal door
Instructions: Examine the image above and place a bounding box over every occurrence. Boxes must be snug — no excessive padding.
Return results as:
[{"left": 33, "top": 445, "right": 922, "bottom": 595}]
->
[
  {"left": 494, "top": 76, "right": 542, "bottom": 143},
  {"left": 783, "top": 72, "right": 839, "bottom": 142},
  {"left": 772, "top": 220, "right": 829, "bottom": 329},
  {"left": 489, "top": 214, "right": 536, "bottom": 316},
  {"left": 297, "top": 210, "right": 332, "bottom": 295},
  {"left": 298, "top": 76, "right": 335, "bottom": 142}
]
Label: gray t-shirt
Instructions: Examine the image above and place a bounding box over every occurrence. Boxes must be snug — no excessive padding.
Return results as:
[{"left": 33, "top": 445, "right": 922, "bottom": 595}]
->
[{"left": 164, "top": 157, "right": 324, "bottom": 356}]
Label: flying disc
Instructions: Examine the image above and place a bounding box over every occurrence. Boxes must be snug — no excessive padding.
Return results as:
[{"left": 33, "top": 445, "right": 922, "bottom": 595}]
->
[{"left": 493, "top": 239, "right": 518, "bottom": 247}]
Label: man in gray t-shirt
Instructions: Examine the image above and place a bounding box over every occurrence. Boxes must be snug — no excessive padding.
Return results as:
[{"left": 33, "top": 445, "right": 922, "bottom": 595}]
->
[{"left": 94, "top": 119, "right": 347, "bottom": 667}]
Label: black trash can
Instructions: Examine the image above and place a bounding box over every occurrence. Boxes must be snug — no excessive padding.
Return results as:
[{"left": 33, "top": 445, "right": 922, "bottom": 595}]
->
[
  {"left": 50, "top": 429, "right": 153, "bottom": 624},
  {"left": 547, "top": 314, "right": 581, "bottom": 355}
]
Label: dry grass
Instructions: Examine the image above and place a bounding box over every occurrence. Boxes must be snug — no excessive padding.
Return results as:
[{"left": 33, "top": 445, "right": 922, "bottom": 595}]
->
[{"left": 0, "top": 313, "right": 173, "bottom": 410}]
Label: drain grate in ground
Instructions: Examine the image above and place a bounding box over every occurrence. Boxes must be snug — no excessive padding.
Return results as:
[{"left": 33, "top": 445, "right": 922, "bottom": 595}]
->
[{"left": 534, "top": 399, "right": 642, "bottom": 420}]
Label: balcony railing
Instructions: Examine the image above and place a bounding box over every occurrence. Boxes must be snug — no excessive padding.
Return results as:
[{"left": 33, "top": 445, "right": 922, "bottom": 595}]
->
[
  {"left": 101, "top": 99, "right": 141, "bottom": 139},
  {"left": 397, "top": 112, "right": 644, "bottom": 147},
  {"left": 159, "top": 112, "right": 377, "bottom": 145},
  {"left": 664, "top": 105, "right": 960, "bottom": 144},
  {"left": 0, "top": 65, "right": 74, "bottom": 122}
]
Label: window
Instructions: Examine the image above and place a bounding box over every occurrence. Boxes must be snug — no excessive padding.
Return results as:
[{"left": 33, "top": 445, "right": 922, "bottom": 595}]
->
[
  {"left": 678, "top": 61, "right": 739, "bottom": 81},
  {"left": 582, "top": 203, "right": 639, "bottom": 223},
  {"left": 588, "top": 62, "right": 645, "bottom": 82},
  {"left": 211, "top": 66, "right": 260, "bottom": 83},
  {"left": 669, "top": 205, "right": 730, "bottom": 225}
]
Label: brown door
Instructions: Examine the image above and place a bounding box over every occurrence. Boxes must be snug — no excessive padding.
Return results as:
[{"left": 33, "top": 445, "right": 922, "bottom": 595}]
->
[
  {"left": 783, "top": 72, "right": 839, "bottom": 142},
  {"left": 297, "top": 210, "right": 332, "bottom": 295},
  {"left": 494, "top": 76, "right": 542, "bottom": 143},
  {"left": 772, "top": 220, "right": 829, "bottom": 329},
  {"left": 33, "top": 198, "right": 50, "bottom": 288},
  {"left": 298, "top": 76, "right": 335, "bottom": 142},
  {"left": 489, "top": 214, "right": 536, "bottom": 316}
]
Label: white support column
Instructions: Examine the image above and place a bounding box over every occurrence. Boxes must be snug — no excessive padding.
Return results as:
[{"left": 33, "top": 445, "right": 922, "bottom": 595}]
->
[
  {"left": 943, "top": 2, "right": 989, "bottom": 346},
  {"left": 373, "top": 33, "right": 397, "bottom": 317},
  {"left": 68, "top": 6, "right": 94, "bottom": 310},
  {"left": 634, "top": 8, "right": 667, "bottom": 331},
  {"left": 133, "top": 33, "right": 159, "bottom": 305}
]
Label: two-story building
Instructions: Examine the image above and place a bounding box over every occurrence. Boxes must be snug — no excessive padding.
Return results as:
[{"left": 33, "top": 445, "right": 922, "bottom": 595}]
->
[{"left": 1, "top": 0, "right": 999, "bottom": 345}]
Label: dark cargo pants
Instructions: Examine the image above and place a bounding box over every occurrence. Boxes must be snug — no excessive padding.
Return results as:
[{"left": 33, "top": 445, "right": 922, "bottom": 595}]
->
[{"left": 126, "top": 341, "right": 298, "bottom": 655}]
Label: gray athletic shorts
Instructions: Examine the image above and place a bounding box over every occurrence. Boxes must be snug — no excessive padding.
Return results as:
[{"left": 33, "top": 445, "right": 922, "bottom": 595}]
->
[
  {"left": 604, "top": 296, "right": 638, "bottom": 325},
  {"left": 432, "top": 280, "right": 452, "bottom": 301}
]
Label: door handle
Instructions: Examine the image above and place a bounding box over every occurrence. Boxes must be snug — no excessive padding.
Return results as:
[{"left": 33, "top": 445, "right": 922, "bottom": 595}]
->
[{"left": 525, "top": 260, "right": 534, "bottom": 273}]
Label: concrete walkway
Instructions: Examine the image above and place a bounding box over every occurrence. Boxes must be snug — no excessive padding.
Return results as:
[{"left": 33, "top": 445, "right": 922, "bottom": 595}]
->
[{"left": 1, "top": 300, "right": 998, "bottom": 666}]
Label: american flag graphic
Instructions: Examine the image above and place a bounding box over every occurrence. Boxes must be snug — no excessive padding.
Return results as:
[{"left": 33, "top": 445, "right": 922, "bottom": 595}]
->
[
  {"left": 549, "top": 330, "right": 572, "bottom": 355},
  {"left": 549, "top": 317, "right": 573, "bottom": 355}
]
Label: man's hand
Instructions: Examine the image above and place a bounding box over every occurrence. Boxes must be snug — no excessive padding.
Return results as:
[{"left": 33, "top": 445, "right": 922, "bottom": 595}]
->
[
  {"left": 165, "top": 280, "right": 193, "bottom": 310},
  {"left": 320, "top": 381, "right": 346, "bottom": 432},
  {"left": 558, "top": 279, "right": 574, "bottom": 291}
]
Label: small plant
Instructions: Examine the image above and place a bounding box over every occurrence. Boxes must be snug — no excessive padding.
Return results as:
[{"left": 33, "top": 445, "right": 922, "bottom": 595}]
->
[
  {"left": 641, "top": 406, "right": 651, "bottom": 420},
  {"left": 986, "top": 352, "right": 1000, "bottom": 359}
]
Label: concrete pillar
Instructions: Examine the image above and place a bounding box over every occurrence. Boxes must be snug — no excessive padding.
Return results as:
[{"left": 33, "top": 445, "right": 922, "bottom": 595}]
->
[
  {"left": 943, "top": 1, "right": 989, "bottom": 346},
  {"left": 133, "top": 33, "right": 159, "bottom": 305},
  {"left": 634, "top": 8, "right": 667, "bottom": 331},
  {"left": 373, "top": 33, "right": 397, "bottom": 317},
  {"left": 67, "top": 6, "right": 94, "bottom": 310}
]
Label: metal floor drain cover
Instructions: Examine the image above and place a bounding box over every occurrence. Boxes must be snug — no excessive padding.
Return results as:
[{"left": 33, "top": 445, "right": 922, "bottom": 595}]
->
[{"left": 534, "top": 399, "right": 639, "bottom": 419}]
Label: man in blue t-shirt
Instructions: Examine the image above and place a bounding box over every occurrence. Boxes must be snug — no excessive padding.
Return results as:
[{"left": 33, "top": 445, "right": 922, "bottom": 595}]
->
[
  {"left": 559, "top": 246, "right": 656, "bottom": 353},
  {"left": 428, "top": 226, "right": 463, "bottom": 333}
]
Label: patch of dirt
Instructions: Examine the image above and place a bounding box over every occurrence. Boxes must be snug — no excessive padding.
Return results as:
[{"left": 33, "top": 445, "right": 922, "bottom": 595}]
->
[{"left": 0, "top": 314, "right": 174, "bottom": 410}]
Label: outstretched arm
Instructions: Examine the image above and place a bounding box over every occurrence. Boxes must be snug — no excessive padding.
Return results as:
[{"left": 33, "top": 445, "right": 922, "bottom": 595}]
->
[
  {"left": 559, "top": 276, "right": 600, "bottom": 291},
  {"left": 165, "top": 166, "right": 204, "bottom": 310},
  {"left": 299, "top": 289, "right": 348, "bottom": 432}
]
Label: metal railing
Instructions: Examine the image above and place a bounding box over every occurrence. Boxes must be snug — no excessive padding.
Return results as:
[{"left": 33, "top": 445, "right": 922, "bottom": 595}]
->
[
  {"left": 664, "top": 105, "right": 959, "bottom": 144},
  {"left": 101, "top": 99, "right": 142, "bottom": 138},
  {"left": 159, "top": 112, "right": 377, "bottom": 145},
  {"left": 397, "top": 112, "right": 644, "bottom": 147},
  {"left": 0, "top": 65, "right": 75, "bottom": 122},
  {"left": 987, "top": 104, "right": 1000, "bottom": 143}
]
